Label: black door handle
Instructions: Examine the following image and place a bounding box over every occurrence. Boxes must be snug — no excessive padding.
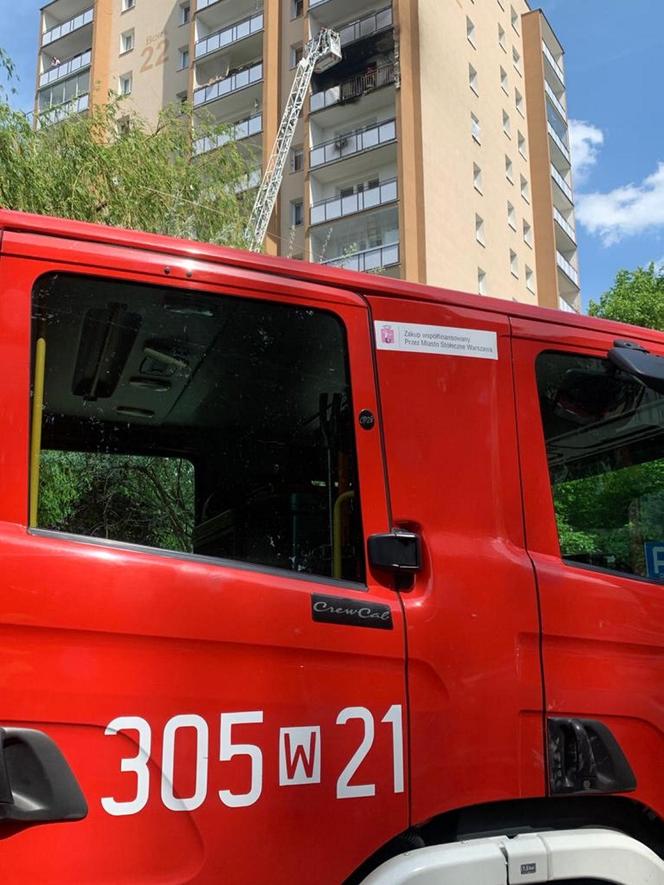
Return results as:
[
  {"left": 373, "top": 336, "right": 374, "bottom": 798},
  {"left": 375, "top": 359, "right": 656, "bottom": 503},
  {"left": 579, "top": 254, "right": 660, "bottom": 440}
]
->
[{"left": 0, "top": 727, "right": 87, "bottom": 823}]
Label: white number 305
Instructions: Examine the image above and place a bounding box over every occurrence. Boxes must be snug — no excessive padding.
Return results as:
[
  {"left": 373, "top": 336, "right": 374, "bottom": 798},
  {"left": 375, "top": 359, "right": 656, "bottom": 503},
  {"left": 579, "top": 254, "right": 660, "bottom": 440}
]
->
[{"left": 101, "top": 705, "right": 403, "bottom": 816}]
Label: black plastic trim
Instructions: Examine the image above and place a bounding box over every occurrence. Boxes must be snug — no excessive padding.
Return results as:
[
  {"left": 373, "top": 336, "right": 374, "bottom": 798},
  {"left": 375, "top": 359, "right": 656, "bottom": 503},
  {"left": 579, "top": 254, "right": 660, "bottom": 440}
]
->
[
  {"left": 28, "top": 528, "right": 369, "bottom": 592},
  {"left": 548, "top": 717, "right": 637, "bottom": 796}
]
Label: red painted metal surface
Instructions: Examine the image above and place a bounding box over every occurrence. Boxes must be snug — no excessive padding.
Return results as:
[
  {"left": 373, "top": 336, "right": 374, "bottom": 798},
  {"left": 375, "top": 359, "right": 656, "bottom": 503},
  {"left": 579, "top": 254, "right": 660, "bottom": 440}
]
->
[
  {"left": 512, "top": 318, "right": 664, "bottom": 827},
  {"left": 0, "top": 210, "right": 663, "bottom": 881}
]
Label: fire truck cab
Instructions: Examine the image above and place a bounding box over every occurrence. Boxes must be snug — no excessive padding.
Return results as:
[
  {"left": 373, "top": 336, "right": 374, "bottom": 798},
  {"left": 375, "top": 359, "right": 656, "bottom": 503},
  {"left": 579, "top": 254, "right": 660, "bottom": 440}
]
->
[{"left": 1, "top": 210, "right": 664, "bottom": 883}]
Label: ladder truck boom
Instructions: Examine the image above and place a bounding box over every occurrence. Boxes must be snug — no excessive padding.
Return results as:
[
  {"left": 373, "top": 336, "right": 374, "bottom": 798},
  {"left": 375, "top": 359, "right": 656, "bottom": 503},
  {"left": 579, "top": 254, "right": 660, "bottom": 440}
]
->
[{"left": 245, "top": 28, "right": 342, "bottom": 253}]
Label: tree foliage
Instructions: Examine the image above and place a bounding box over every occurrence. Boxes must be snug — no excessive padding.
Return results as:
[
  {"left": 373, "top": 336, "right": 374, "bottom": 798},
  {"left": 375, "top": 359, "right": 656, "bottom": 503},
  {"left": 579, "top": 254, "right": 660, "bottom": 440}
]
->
[
  {"left": 0, "top": 51, "right": 256, "bottom": 246},
  {"left": 588, "top": 263, "right": 664, "bottom": 331}
]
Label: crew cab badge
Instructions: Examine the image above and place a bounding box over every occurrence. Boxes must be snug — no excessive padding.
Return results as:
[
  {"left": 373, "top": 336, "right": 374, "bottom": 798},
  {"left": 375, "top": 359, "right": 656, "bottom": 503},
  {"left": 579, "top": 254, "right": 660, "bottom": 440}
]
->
[{"left": 311, "top": 594, "right": 393, "bottom": 630}]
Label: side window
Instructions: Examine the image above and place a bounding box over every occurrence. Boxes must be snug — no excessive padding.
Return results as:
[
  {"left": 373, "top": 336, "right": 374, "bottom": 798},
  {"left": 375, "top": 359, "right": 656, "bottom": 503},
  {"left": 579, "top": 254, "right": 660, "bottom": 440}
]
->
[
  {"left": 31, "top": 274, "right": 365, "bottom": 583},
  {"left": 536, "top": 351, "right": 664, "bottom": 582}
]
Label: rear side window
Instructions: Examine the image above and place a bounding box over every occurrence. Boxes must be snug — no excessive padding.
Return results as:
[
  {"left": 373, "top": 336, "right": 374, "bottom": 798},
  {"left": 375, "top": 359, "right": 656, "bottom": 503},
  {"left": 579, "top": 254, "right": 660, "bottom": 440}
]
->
[
  {"left": 31, "top": 274, "right": 365, "bottom": 583},
  {"left": 537, "top": 351, "right": 664, "bottom": 582}
]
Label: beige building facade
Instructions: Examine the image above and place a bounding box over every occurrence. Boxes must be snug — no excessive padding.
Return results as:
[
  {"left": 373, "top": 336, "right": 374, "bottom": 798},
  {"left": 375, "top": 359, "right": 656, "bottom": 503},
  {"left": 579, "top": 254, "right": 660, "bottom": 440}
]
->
[{"left": 34, "top": 0, "right": 580, "bottom": 311}]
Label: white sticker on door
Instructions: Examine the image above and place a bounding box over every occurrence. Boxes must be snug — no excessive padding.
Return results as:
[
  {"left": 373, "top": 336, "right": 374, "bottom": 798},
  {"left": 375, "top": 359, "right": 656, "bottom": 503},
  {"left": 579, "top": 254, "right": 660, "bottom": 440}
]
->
[{"left": 374, "top": 321, "right": 498, "bottom": 360}]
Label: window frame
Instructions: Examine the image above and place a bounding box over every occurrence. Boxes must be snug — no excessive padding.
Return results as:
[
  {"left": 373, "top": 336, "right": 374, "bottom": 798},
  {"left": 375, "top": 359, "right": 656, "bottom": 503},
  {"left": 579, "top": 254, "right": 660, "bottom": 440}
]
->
[{"left": 16, "top": 245, "right": 390, "bottom": 591}]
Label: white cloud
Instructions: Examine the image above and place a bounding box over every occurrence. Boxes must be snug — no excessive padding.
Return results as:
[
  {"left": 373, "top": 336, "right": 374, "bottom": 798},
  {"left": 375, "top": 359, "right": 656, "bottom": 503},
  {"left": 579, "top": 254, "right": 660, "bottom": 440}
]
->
[
  {"left": 576, "top": 163, "right": 664, "bottom": 246},
  {"left": 569, "top": 120, "right": 604, "bottom": 184}
]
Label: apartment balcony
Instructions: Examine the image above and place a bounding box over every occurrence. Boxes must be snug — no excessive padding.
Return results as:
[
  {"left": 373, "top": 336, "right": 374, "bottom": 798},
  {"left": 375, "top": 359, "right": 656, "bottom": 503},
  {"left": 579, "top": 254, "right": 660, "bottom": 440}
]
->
[
  {"left": 37, "top": 92, "right": 89, "bottom": 128},
  {"left": 554, "top": 207, "right": 577, "bottom": 251},
  {"left": 194, "top": 112, "right": 262, "bottom": 155},
  {"left": 544, "top": 80, "right": 566, "bottom": 121},
  {"left": 311, "top": 178, "right": 397, "bottom": 225},
  {"left": 193, "top": 61, "right": 263, "bottom": 120},
  {"left": 323, "top": 243, "right": 400, "bottom": 274},
  {"left": 337, "top": 6, "right": 393, "bottom": 49},
  {"left": 557, "top": 250, "right": 579, "bottom": 289},
  {"left": 310, "top": 117, "right": 397, "bottom": 183},
  {"left": 195, "top": 11, "right": 263, "bottom": 62},
  {"left": 309, "top": 0, "right": 381, "bottom": 28},
  {"left": 42, "top": 4, "right": 93, "bottom": 58},
  {"left": 558, "top": 294, "right": 580, "bottom": 314},
  {"left": 551, "top": 164, "right": 573, "bottom": 210},
  {"left": 310, "top": 63, "right": 395, "bottom": 127},
  {"left": 542, "top": 40, "right": 565, "bottom": 90},
  {"left": 196, "top": 0, "right": 261, "bottom": 33},
  {"left": 548, "top": 123, "right": 571, "bottom": 169},
  {"left": 39, "top": 48, "right": 91, "bottom": 88}
]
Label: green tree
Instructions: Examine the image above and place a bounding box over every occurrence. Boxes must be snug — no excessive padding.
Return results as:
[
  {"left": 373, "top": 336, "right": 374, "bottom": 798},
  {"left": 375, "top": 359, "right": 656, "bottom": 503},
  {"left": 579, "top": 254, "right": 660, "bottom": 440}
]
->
[
  {"left": 588, "top": 263, "right": 664, "bottom": 331},
  {"left": 0, "top": 52, "right": 256, "bottom": 246}
]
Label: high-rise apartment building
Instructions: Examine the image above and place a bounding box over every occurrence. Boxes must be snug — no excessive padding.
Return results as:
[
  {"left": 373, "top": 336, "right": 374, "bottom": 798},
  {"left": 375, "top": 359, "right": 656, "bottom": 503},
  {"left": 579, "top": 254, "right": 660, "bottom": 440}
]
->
[{"left": 34, "top": 0, "right": 580, "bottom": 311}]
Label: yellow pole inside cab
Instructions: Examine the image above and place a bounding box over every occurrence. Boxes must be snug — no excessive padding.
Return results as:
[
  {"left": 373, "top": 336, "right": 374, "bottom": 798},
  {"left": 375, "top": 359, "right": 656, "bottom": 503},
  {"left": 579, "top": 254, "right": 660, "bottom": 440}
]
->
[
  {"left": 332, "top": 490, "right": 355, "bottom": 579},
  {"left": 29, "top": 337, "right": 46, "bottom": 528}
]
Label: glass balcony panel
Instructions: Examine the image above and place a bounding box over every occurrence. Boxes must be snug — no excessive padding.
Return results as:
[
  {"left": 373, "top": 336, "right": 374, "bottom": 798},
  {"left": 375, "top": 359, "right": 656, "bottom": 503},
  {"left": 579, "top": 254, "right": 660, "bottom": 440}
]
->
[
  {"left": 193, "top": 111, "right": 262, "bottom": 155},
  {"left": 324, "top": 243, "right": 400, "bottom": 272},
  {"left": 40, "top": 49, "right": 91, "bottom": 87},
  {"left": 194, "top": 61, "right": 263, "bottom": 106},
  {"left": 195, "top": 12, "right": 263, "bottom": 59},
  {"left": 43, "top": 7, "right": 93, "bottom": 46},
  {"left": 310, "top": 118, "right": 397, "bottom": 168},
  {"left": 338, "top": 6, "right": 393, "bottom": 47}
]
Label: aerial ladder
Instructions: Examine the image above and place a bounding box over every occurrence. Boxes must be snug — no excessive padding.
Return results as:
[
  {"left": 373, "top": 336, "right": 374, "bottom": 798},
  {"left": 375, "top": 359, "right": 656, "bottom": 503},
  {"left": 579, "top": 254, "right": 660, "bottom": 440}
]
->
[{"left": 244, "top": 28, "right": 342, "bottom": 253}]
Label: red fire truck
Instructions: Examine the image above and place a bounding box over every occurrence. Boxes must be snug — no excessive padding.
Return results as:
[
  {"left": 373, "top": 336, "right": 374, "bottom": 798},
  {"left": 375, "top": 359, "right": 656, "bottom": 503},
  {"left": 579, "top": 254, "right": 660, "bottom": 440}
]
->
[{"left": 1, "top": 209, "right": 664, "bottom": 883}]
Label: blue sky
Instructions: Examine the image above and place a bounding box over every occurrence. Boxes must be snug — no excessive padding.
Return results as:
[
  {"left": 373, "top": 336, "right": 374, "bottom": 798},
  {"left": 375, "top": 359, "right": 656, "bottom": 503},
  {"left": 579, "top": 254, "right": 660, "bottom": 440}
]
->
[{"left": 1, "top": 0, "right": 663, "bottom": 310}]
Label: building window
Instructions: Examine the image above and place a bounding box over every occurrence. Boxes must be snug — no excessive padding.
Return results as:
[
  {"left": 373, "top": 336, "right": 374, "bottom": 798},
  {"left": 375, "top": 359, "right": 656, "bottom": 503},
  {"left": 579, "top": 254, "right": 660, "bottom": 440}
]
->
[
  {"left": 31, "top": 274, "right": 365, "bottom": 583},
  {"left": 507, "top": 201, "right": 516, "bottom": 230},
  {"left": 469, "top": 64, "right": 478, "bottom": 95},
  {"left": 291, "top": 0, "right": 304, "bottom": 17},
  {"left": 502, "top": 109, "right": 511, "bottom": 137},
  {"left": 466, "top": 16, "right": 476, "bottom": 47},
  {"left": 121, "top": 0, "right": 135, "bottom": 11},
  {"left": 290, "top": 44, "right": 303, "bottom": 68},
  {"left": 505, "top": 154, "right": 513, "bottom": 182},
  {"left": 478, "top": 268, "right": 487, "bottom": 295},
  {"left": 511, "top": 6, "right": 520, "bottom": 33},
  {"left": 515, "top": 88, "right": 524, "bottom": 116},
  {"left": 176, "top": 90, "right": 188, "bottom": 107},
  {"left": 523, "top": 219, "right": 532, "bottom": 246},
  {"left": 520, "top": 174, "right": 530, "bottom": 202},
  {"left": 119, "top": 73, "right": 132, "bottom": 95},
  {"left": 500, "top": 66, "right": 508, "bottom": 93},
  {"left": 178, "top": 47, "right": 190, "bottom": 70},
  {"left": 513, "top": 46, "right": 522, "bottom": 75},
  {"left": 290, "top": 146, "right": 304, "bottom": 173},
  {"left": 180, "top": 3, "right": 190, "bottom": 25},
  {"left": 518, "top": 131, "right": 526, "bottom": 158},
  {"left": 473, "top": 162, "right": 482, "bottom": 194},
  {"left": 291, "top": 199, "right": 304, "bottom": 226},
  {"left": 475, "top": 214, "right": 485, "bottom": 246},
  {"left": 120, "top": 29, "right": 134, "bottom": 54},
  {"left": 498, "top": 24, "right": 506, "bottom": 51},
  {"left": 510, "top": 249, "right": 518, "bottom": 277},
  {"left": 525, "top": 265, "right": 535, "bottom": 293},
  {"left": 471, "top": 112, "right": 481, "bottom": 144}
]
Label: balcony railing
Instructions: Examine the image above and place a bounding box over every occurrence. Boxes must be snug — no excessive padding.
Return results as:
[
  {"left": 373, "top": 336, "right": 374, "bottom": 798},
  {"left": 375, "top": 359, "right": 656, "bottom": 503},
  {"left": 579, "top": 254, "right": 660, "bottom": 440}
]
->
[
  {"left": 196, "top": 0, "right": 224, "bottom": 10},
  {"left": 339, "top": 7, "right": 393, "bottom": 48},
  {"left": 553, "top": 208, "right": 576, "bottom": 243},
  {"left": 43, "top": 7, "right": 94, "bottom": 46},
  {"left": 310, "top": 118, "right": 396, "bottom": 168},
  {"left": 39, "top": 49, "right": 92, "bottom": 88},
  {"left": 551, "top": 164, "right": 573, "bottom": 202},
  {"left": 38, "top": 92, "right": 89, "bottom": 127},
  {"left": 311, "top": 63, "right": 395, "bottom": 113},
  {"left": 542, "top": 40, "right": 564, "bottom": 85},
  {"left": 548, "top": 123, "right": 570, "bottom": 162},
  {"left": 311, "top": 178, "right": 397, "bottom": 225},
  {"left": 556, "top": 251, "right": 579, "bottom": 287},
  {"left": 194, "top": 112, "right": 262, "bottom": 155},
  {"left": 544, "top": 80, "right": 566, "bottom": 121},
  {"left": 194, "top": 61, "right": 263, "bottom": 107},
  {"left": 323, "top": 243, "right": 400, "bottom": 272},
  {"left": 195, "top": 12, "right": 263, "bottom": 59}
]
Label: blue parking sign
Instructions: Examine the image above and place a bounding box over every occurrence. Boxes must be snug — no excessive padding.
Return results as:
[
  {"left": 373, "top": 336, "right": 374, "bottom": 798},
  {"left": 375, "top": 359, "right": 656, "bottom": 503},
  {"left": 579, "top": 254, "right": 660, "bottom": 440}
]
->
[{"left": 644, "top": 542, "right": 664, "bottom": 580}]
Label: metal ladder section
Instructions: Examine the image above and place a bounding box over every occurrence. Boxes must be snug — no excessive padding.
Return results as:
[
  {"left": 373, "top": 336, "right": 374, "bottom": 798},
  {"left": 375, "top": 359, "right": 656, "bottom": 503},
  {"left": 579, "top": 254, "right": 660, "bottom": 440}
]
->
[{"left": 244, "top": 28, "right": 342, "bottom": 253}]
